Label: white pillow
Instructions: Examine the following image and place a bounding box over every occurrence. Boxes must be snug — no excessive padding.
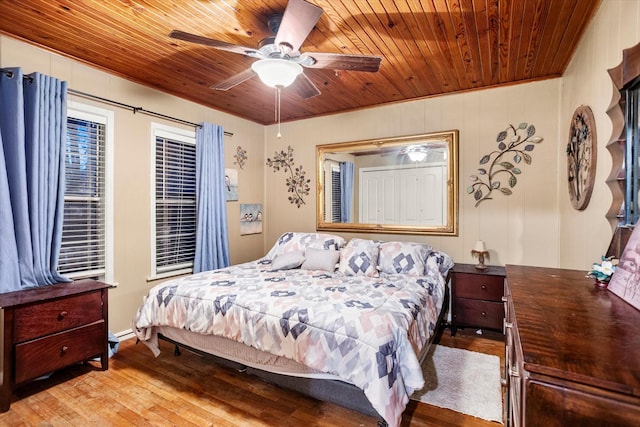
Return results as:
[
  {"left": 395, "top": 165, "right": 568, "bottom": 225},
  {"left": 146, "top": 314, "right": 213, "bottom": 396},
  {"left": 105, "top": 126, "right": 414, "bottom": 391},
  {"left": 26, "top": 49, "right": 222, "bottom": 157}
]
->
[
  {"left": 270, "top": 251, "right": 305, "bottom": 270},
  {"left": 301, "top": 248, "right": 340, "bottom": 272}
]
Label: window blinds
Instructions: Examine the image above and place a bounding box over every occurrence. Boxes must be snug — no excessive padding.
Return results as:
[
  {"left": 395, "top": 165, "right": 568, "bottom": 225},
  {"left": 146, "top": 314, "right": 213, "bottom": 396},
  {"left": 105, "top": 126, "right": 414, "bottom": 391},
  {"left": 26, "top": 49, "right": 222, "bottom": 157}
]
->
[
  {"left": 58, "top": 117, "right": 106, "bottom": 278},
  {"left": 155, "top": 136, "right": 196, "bottom": 273},
  {"left": 331, "top": 168, "right": 341, "bottom": 222}
]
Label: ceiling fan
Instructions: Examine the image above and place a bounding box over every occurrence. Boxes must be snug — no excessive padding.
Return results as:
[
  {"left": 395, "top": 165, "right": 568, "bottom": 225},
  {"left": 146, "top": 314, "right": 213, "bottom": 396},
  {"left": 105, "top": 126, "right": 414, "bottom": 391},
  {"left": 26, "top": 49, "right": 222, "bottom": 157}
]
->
[{"left": 169, "top": 0, "right": 382, "bottom": 99}]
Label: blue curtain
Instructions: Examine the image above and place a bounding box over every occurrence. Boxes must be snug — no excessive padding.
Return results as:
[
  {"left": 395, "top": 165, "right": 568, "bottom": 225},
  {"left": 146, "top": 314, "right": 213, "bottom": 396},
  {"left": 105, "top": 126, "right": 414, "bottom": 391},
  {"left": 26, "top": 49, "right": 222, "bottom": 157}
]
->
[
  {"left": 0, "top": 68, "right": 68, "bottom": 293},
  {"left": 340, "top": 161, "right": 354, "bottom": 223},
  {"left": 193, "top": 122, "right": 230, "bottom": 272}
]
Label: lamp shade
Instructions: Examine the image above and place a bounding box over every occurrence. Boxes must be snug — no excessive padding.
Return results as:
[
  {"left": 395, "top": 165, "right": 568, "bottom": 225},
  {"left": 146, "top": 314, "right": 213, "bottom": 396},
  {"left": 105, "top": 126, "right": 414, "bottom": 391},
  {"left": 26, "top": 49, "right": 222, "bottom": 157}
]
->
[
  {"left": 473, "top": 240, "right": 487, "bottom": 252},
  {"left": 251, "top": 58, "right": 303, "bottom": 88}
]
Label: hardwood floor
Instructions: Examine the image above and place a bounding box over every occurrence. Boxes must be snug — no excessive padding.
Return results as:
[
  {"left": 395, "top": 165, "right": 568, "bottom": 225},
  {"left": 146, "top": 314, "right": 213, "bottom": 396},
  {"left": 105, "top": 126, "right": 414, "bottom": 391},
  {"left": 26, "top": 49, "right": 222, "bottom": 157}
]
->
[{"left": 0, "top": 327, "right": 504, "bottom": 426}]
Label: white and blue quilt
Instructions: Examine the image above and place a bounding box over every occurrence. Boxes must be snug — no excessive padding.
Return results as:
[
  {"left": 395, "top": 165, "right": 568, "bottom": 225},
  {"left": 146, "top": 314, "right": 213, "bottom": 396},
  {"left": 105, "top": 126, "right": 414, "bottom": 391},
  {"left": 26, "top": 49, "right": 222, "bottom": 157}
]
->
[{"left": 132, "top": 256, "right": 448, "bottom": 427}]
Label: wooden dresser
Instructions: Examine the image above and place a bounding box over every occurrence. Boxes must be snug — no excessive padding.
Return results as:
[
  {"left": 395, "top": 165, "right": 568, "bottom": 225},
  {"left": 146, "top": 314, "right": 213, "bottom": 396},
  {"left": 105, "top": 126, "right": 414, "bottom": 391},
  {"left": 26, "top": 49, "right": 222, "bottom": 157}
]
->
[
  {"left": 0, "top": 279, "right": 111, "bottom": 412},
  {"left": 505, "top": 265, "right": 640, "bottom": 426},
  {"left": 450, "top": 263, "right": 506, "bottom": 336}
]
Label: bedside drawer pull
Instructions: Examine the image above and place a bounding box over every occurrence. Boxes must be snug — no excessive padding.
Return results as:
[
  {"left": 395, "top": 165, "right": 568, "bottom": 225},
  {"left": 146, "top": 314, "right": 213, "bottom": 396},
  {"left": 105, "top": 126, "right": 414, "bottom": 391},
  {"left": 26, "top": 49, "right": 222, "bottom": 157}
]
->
[
  {"left": 58, "top": 311, "right": 68, "bottom": 320},
  {"left": 481, "top": 311, "right": 487, "bottom": 317},
  {"left": 504, "top": 322, "right": 513, "bottom": 329},
  {"left": 61, "top": 346, "right": 69, "bottom": 354},
  {"left": 481, "top": 284, "right": 487, "bottom": 290}
]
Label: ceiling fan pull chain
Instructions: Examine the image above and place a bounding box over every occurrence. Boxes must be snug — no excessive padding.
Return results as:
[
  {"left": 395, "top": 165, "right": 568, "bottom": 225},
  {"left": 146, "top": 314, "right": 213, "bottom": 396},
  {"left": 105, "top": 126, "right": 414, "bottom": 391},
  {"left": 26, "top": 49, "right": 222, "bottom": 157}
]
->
[{"left": 276, "top": 86, "right": 283, "bottom": 139}]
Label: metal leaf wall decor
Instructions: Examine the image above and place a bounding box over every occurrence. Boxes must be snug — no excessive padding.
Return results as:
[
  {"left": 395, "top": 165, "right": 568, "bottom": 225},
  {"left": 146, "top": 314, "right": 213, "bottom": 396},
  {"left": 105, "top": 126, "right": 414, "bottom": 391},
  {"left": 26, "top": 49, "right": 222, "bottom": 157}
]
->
[
  {"left": 266, "top": 145, "right": 310, "bottom": 208},
  {"left": 468, "top": 123, "right": 543, "bottom": 207},
  {"left": 233, "top": 145, "right": 247, "bottom": 169}
]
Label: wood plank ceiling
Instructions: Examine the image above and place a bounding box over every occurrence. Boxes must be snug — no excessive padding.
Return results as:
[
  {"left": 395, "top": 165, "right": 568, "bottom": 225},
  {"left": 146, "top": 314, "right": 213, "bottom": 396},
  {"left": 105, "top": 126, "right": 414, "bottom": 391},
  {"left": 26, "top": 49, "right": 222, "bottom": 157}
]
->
[{"left": 0, "top": 0, "right": 602, "bottom": 125}]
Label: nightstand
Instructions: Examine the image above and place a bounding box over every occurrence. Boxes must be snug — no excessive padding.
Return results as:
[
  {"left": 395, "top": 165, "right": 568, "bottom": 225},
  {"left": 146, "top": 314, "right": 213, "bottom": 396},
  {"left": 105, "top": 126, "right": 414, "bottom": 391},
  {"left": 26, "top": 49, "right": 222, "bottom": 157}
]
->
[
  {"left": 0, "top": 279, "right": 111, "bottom": 412},
  {"left": 450, "top": 263, "right": 506, "bottom": 336}
]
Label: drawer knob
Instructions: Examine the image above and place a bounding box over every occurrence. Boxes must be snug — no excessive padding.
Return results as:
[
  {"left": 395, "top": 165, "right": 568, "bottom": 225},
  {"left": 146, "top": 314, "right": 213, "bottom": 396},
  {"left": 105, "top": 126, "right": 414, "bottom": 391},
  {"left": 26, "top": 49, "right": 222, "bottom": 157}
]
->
[
  {"left": 61, "top": 346, "right": 69, "bottom": 354},
  {"left": 481, "top": 284, "right": 487, "bottom": 290},
  {"left": 481, "top": 311, "right": 487, "bottom": 317},
  {"left": 58, "top": 311, "right": 68, "bottom": 320}
]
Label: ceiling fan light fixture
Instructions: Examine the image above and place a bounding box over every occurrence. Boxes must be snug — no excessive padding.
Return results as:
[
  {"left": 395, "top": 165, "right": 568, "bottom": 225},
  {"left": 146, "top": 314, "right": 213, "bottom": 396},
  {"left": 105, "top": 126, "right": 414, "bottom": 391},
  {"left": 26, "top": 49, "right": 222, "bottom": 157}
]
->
[
  {"left": 406, "top": 145, "right": 428, "bottom": 162},
  {"left": 251, "top": 58, "right": 302, "bottom": 88}
]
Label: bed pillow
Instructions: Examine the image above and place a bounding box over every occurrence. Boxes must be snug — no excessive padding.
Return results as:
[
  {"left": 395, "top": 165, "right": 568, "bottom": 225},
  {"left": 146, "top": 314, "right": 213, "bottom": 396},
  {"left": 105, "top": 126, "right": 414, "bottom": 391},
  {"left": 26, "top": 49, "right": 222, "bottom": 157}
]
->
[
  {"left": 270, "top": 251, "right": 305, "bottom": 270},
  {"left": 338, "top": 239, "right": 379, "bottom": 277},
  {"left": 378, "top": 241, "right": 432, "bottom": 276},
  {"left": 265, "top": 232, "right": 346, "bottom": 260},
  {"left": 426, "top": 250, "right": 455, "bottom": 276},
  {"left": 301, "top": 248, "right": 341, "bottom": 272}
]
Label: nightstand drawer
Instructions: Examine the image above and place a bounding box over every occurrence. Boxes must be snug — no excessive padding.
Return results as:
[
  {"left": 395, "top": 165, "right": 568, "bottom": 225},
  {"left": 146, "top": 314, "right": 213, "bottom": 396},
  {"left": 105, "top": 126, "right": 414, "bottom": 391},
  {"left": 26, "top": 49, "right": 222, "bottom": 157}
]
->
[
  {"left": 15, "top": 320, "right": 106, "bottom": 384},
  {"left": 454, "top": 273, "right": 504, "bottom": 301},
  {"left": 454, "top": 298, "right": 504, "bottom": 330},
  {"left": 13, "top": 292, "right": 103, "bottom": 342}
]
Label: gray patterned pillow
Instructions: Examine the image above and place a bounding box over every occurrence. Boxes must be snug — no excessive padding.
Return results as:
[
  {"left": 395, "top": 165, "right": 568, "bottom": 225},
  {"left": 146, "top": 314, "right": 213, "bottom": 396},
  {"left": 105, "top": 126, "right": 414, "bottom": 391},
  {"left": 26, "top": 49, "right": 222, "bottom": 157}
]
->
[
  {"left": 338, "top": 239, "right": 379, "bottom": 277},
  {"left": 378, "top": 241, "right": 432, "bottom": 276},
  {"left": 265, "top": 232, "right": 346, "bottom": 260}
]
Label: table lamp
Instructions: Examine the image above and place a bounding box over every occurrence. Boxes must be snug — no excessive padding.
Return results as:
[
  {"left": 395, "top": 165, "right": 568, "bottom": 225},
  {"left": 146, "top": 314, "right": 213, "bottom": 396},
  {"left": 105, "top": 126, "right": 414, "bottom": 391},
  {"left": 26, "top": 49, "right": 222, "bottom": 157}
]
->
[{"left": 471, "top": 240, "right": 489, "bottom": 270}]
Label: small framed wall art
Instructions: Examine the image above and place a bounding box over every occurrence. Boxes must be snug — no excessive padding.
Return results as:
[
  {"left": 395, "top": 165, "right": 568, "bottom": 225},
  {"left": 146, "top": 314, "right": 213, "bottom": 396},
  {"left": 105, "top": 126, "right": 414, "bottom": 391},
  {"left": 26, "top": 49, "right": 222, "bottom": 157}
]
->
[{"left": 566, "top": 105, "right": 597, "bottom": 210}]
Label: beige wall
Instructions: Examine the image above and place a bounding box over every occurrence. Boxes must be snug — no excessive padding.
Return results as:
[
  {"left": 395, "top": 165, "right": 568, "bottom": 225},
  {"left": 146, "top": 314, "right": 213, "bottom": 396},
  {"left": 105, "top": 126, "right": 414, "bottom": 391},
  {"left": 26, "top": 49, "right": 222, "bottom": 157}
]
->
[
  {"left": 1, "top": 0, "right": 639, "bottom": 334},
  {"left": 558, "top": 0, "right": 640, "bottom": 269},
  {"left": 266, "top": 80, "right": 562, "bottom": 268},
  {"left": 0, "top": 36, "right": 266, "bottom": 333}
]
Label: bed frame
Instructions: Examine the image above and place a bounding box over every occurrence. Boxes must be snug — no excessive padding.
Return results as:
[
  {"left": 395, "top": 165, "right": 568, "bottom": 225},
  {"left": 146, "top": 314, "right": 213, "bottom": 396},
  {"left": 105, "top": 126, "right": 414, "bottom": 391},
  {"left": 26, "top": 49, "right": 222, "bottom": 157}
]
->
[{"left": 157, "top": 285, "right": 450, "bottom": 426}]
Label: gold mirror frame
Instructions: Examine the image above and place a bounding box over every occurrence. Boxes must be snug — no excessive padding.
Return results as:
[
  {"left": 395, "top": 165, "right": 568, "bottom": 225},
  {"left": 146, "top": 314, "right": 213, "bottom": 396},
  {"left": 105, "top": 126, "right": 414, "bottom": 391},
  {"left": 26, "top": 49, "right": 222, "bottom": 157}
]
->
[{"left": 316, "top": 130, "right": 459, "bottom": 235}]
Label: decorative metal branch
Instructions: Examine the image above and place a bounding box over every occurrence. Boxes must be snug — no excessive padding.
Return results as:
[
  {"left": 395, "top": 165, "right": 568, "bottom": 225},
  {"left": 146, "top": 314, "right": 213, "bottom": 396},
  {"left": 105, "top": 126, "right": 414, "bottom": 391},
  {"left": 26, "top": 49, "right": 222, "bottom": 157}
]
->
[
  {"left": 233, "top": 145, "right": 247, "bottom": 169},
  {"left": 266, "top": 145, "right": 310, "bottom": 208},
  {"left": 468, "top": 123, "right": 543, "bottom": 207}
]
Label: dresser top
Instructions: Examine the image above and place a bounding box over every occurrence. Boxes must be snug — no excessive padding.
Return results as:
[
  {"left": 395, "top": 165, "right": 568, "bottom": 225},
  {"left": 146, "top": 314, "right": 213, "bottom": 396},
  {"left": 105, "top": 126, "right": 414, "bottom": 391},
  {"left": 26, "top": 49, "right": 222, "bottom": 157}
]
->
[
  {"left": 0, "top": 279, "right": 111, "bottom": 309},
  {"left": 506, "top": 264, "right": 640, "bottom": 397}
]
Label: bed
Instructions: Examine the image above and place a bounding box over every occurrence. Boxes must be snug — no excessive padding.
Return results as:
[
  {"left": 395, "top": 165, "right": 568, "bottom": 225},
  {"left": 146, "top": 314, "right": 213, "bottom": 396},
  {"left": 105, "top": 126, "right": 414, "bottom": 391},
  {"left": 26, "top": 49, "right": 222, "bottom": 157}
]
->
[{"left": 132, "top": 233, "right": 453, "bottom": 427}]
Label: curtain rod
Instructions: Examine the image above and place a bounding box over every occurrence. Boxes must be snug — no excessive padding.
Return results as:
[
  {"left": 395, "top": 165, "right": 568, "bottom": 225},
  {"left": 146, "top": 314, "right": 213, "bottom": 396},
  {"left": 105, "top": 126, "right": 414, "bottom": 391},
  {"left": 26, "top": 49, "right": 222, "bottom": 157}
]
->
[
  {"left": 0, "top": 69, "right": 233, "bottom": 137},
  {"left": 68, "top": 88, "right": 233, "bottom": 137}
]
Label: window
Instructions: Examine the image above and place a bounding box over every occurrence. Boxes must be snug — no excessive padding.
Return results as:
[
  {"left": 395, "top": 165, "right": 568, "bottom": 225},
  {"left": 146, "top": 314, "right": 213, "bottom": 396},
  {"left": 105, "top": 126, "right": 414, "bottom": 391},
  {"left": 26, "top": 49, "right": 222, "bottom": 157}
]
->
[
  {"left": 151, "top": 124, "right": 196, "bottom": 278},
  {"left": 331, "top": 167, "right": 342, "bottom": 222},
  {"left": 59, "top": 102, "right": 113, "bottom": 282},
  {"left": 624, "top": 82, "right": 640, "bottom": 225},
  {"left": 323, "top": 161, "right": 342, "bottom": 222}
]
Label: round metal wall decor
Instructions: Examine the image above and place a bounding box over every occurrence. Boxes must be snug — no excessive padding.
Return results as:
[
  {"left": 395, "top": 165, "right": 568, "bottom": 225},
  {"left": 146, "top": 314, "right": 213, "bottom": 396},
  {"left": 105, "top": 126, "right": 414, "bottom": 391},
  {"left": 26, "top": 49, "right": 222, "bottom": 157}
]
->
[{"left": 567, "top": 105, "right": 597, "bottom": 210}]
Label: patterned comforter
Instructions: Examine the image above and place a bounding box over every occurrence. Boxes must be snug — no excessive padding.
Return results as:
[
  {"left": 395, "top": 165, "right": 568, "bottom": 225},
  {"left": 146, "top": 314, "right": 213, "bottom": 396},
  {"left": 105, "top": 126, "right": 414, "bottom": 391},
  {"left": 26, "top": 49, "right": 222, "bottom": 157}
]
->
[{"left": 132, "top": 258, "right": 447, "bottom": 427}]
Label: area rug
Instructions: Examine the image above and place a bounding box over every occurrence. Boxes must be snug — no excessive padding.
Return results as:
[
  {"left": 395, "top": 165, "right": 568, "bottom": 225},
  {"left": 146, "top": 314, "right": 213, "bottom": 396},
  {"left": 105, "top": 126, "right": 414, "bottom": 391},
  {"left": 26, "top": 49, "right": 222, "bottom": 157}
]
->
[{"left": 411, "top": 345, "right": 503, "bottom": 423}]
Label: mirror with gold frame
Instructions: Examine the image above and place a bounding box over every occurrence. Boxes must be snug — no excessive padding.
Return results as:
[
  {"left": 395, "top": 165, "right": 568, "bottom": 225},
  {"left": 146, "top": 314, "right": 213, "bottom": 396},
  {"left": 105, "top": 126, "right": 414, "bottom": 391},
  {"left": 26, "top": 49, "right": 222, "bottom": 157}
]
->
[{"left": 316, "top": 130, "right": 459, "bottom": 235}]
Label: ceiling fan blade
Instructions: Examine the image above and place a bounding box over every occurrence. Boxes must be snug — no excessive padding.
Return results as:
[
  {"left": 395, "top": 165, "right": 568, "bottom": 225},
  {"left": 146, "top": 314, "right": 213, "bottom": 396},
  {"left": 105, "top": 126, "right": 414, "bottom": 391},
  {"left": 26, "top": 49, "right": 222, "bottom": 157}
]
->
[
  {"left": 300, "top": 52, "right": 382, "bottom": 73},
  {"left": 274, "top": 0, "right": 323, "bottom": 53},
  {"left": 210, "top": 68, "right": 257, "bottom": 91},
  {"left": 291, "top": 73, "right": 321, "bottom": 99},
  {"left": 170, "top": 30, "right": 262, "bottom": 57}
]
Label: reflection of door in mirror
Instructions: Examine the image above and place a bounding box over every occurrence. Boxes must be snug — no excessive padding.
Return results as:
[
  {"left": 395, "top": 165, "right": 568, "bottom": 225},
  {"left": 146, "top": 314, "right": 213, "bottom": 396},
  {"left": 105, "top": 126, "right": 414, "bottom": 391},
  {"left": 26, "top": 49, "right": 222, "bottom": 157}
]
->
[
  {"left": 325, "top": 145, "right": 448, "bottom": 225},
  {"left": 359, "top": 163, "right": 445, "bottom": 225}
]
